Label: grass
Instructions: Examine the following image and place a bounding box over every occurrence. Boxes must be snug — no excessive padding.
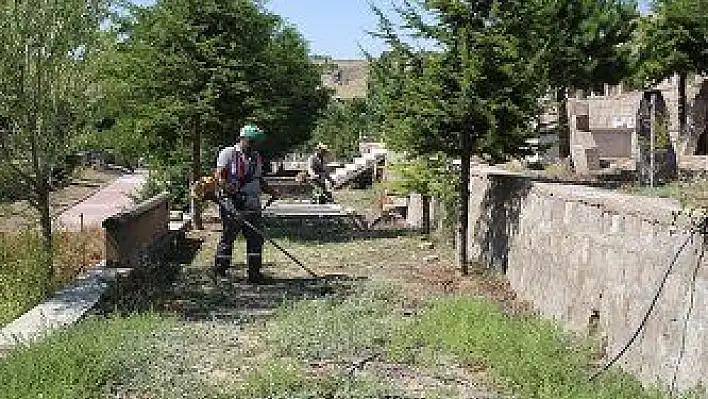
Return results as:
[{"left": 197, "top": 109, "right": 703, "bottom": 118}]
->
[
  {"left": 235, "top": 359, "right": 396, "bottom": 399},
  {"left": 621, "top": 179, "right": 708, "bottom": 208},
  {"left": 258, "top": 282, "right": 695, "bottom": 399},
  {"left": 333, "top": 186, "right": 385, "bottom": 217},
  {"left": 267, "top": 281, "right": 408, "bottom": 360},
  {"left": 398, "top": 296, "right": 701, "bottom": 399},
  {"left": 0, "top": 228, "right": 104, "bottom": 327},
  {"left": 0, "top": 313, "right": 164, "bottom": 399}
]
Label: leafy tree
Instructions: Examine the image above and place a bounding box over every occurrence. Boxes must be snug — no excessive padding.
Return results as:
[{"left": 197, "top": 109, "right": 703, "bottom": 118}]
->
[
  {"left": 384, "top": 153, "right": 459, "bottom": 236},
  {"left": 637, "top": 0, "right": 708, "bottom": 150},
  {"left": 370, "top": 0, "right": 548, "bottom": 273},
  {"left": 0, "top": 0, "right": 109, "bottom": 281},
  {"left": 95, "top": 0, "right": 328, "bottom": 218},
  {"left": 538, "top": 0, "right": 638, "bottom": 158},
  {"left": 309, "top": 98, "right": 370, "bottom": 161}
]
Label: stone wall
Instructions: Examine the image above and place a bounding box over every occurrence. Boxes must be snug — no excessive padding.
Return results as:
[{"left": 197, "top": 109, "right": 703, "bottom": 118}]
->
[
  {"left": 591, "top": 130, "right": 634, "bottom": 159},
  {"left": 103, "top": 193, "right": 170, "bottom": 269},
  {"left": 467, "top": 166, "right": 708, "bottom": 391}
]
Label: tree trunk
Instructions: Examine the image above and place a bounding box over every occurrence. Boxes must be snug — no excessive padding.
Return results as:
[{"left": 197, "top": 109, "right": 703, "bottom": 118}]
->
[
  {"left": 191, "top": 117, "right": 203, "bottom": 230},
  {"left": 422, "top": 194, "right": 431, "bottom": 236},
  {"left": 458, "top": 132, "right": 470, "bottom": 275},
  {"left": 557, "top": 88, "right": 570, "bottom": 159},
  {"left": 37, "top": 185, "right": 54, "bottom": 293}
]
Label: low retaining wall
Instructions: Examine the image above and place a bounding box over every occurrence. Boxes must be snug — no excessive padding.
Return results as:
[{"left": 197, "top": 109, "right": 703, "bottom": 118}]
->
[
  {"left": 103, "top": 193, "right": 170, "bottom": 269},
  {"left": 468, "top": 167, "right": 708, "bottom": 391},
  {"left": 2, "top": 193, "right": 186, "bottom": 353}
]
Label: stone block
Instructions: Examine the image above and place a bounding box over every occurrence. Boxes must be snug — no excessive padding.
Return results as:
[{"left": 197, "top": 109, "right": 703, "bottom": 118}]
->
[
  {"left": 103, "top": 193, "right": 170, "bottom": 269},
  {"left": 572, "top": 145, "right": 601, "bottom": 174},
  {"left": 569, "top": 100, "right": 589, "bottom": 116},
  {"left": 575, "top": 130, "right": 596, "bottom": 147}
]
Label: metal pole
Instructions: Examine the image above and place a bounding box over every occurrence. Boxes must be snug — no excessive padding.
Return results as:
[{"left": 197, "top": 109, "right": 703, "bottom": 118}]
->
[
  {"left": 80, "top": 213, "right": 86, "bottom": 271},
  {"left": 650, "top": 93, "right": 656, "bottom": 188}
]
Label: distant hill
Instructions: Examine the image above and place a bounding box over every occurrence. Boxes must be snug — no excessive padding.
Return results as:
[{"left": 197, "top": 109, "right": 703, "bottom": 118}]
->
[{"left": 315, "top": 59, "right": 369, "bottom": 100}]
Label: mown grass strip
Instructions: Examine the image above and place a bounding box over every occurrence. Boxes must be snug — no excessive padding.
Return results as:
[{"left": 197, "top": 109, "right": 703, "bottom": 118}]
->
[
  {"left": 0, "top": 313, "right": 165, "bottom": 399},
  {"left": 267, "top": 282, "right": 408, "bottom": 360}
]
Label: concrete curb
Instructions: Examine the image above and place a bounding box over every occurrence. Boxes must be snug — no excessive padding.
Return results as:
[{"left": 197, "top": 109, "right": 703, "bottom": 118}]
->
[
  {"left": 0, "top": 261, "right": 130, "bottom": 354},
  {"left": 0, "top": 216, "right": 193, "bottom": 356}
]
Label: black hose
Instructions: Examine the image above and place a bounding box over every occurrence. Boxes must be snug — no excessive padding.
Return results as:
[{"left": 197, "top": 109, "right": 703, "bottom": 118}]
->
[{"left": 588, "top": 217, "right": 706, "bottom": 382}]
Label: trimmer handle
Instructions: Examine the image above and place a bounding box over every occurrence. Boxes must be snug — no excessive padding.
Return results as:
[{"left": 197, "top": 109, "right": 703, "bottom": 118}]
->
[{"left": 262, "top": 195, "right": 277, "bottom": 210}]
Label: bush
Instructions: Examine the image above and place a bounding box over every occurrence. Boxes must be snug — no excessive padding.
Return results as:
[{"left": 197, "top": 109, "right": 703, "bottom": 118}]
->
[{"left": 134, "top": 164, "right": 191, "bottom": 211}]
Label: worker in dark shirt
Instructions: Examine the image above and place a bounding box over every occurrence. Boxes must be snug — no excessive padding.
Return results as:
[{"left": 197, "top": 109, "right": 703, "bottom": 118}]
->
[{"left": 306, "top": 142, "right": 335, "bottom": 203}]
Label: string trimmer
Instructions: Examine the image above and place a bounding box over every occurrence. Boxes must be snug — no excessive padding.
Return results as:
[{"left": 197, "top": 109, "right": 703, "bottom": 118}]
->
[
  {"left": 217, "top": 195, "right": 319, "bottom": 278},
  {"left": 190, "top": 176, "right": 319, "bottom": 278}
]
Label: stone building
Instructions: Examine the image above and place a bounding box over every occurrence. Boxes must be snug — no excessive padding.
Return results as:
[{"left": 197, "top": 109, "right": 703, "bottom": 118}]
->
[{"left": 567, "top": 75, "right": 708, "bottom": 177}]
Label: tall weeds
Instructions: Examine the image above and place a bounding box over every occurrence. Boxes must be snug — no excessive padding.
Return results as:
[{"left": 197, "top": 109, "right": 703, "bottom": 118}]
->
[{"left": 0, "top": 228, "right": 105, "bottom": 326}]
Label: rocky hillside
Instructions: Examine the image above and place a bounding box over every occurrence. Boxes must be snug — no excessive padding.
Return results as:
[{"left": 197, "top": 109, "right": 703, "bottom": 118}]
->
[{"left": 316, "top": 59, "right": 369, "bottom": 99}]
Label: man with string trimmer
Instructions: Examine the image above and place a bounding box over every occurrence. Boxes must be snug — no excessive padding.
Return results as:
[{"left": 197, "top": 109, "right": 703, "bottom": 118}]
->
[{"left": 213, "top": 124, "right": 279, "bottom": 283}]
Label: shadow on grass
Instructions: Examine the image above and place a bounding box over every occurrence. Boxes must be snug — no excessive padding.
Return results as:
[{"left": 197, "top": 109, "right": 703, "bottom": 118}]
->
[
  {"left": 91, "top": 237, "right": 202, "bottom": 316},
  {"left": 93, "top": 235, "right": 368, "bottom": 323},
  {"left": 162, "top": 272, "right": 367, "bottom": 323}
]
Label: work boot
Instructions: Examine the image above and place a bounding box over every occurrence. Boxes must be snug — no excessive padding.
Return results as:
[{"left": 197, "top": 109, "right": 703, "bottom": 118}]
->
[
  {"left": 210, "top": 266, "right": 227, "bottom": 280},
  {"left": 247, "top": 268, "right": 269, "bottom": 284},
  {"left": 212, "top": 260, "right": 229, "bottom": 280},
  {"left": 246, "top": 252, "right": 266, "bottom": 284}
]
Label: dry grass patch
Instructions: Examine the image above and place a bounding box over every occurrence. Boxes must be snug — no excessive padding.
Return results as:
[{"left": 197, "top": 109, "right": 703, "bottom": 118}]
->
[{"left": 0, "top": 228, "right": 105, "bottom": 326}]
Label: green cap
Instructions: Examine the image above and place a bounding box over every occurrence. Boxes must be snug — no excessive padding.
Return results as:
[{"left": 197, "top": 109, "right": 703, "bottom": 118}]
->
[{"left": 239, "top": 124, "right": 266, "bottom": 141}]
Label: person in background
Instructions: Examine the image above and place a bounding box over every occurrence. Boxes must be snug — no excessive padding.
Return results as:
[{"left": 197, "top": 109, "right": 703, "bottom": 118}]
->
[{"left": 306, "top": 142, "right": 335, "bottom": 203}]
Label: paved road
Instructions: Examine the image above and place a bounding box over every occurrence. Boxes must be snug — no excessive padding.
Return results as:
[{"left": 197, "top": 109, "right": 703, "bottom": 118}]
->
[{"left": 56, "top": 170, "right": 147, "bottom": 231}]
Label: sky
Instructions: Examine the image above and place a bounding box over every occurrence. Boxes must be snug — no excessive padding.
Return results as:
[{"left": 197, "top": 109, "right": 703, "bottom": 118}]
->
[
  {"left": 266, "top": 0, "right": 390, "bottom": 59},
  {"left": 133, "top": 0, "right": 653, "bottom": 60}
]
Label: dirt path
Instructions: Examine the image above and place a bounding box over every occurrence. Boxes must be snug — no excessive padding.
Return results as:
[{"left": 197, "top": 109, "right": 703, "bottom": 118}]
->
[{"left": 98, "top": 192, "right": 523, "bottom": 399}]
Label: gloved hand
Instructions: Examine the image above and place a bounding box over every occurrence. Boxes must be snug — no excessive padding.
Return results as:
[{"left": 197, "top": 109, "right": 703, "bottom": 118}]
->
[
  {"left": 215, "top": 180, "right": 234, "bottom": 199},
  {"left": 218, "top": 197, "right": 244, "bottom": 224}
]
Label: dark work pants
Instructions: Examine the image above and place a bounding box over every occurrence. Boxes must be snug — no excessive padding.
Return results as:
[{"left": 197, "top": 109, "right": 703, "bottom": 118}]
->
[
  {"left": 310, "top": 177, "right": 333, "bottom": 202},
  {"left": 214, "top": 197, "right": 264, "bottom": 276}
]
